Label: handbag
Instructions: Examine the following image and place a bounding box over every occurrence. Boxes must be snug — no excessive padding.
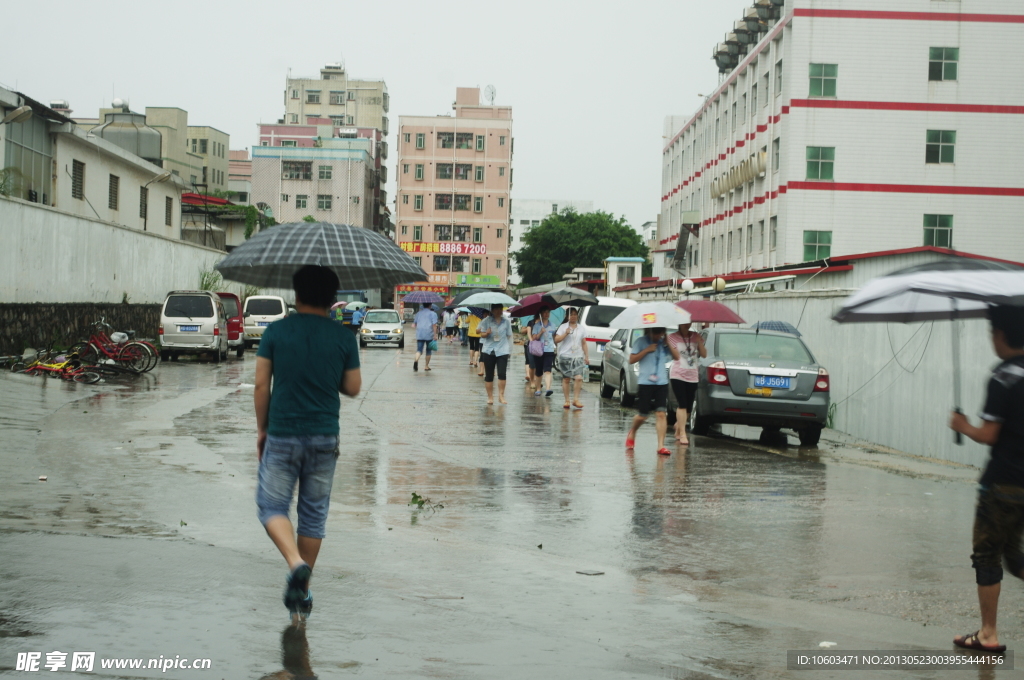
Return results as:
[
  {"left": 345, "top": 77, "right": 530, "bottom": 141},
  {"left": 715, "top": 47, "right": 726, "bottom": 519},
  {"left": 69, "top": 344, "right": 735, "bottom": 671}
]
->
[
  {"left": 528, "top": 339, "right": 544, "bottom": 357},
  {"left": 429, "top": 340, "right": 438, "bottom": 352}
]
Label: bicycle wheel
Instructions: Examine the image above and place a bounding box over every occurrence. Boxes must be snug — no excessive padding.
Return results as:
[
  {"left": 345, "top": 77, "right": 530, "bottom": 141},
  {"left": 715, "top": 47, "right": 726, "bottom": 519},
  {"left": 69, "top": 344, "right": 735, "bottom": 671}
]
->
[
  {"left": 117, "top": 342, "right": 150, "bottom": 373},
  {"left": 73, "top": 371, "right": 102, "bottom": 384},
  {"left": 71, "top": 342, "right": 100, "bottom": 365},
  {"left": 136, "top": 341, "right": 158, "bottom": 372}
]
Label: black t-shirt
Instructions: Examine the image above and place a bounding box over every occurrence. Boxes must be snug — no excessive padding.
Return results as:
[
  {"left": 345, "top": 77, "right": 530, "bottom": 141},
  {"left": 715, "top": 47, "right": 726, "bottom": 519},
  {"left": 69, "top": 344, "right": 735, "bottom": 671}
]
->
[{"left": 979, "top": 356, "right": 1024, "bottom": 487}]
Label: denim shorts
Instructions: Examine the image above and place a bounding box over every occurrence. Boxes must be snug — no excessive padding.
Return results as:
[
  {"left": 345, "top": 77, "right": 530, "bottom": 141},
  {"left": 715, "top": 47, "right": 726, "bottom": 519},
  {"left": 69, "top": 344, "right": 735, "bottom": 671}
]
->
[
  {"left": 256, "top": 434, "right": 339, "bottom": 539},
  {"left": 416, "top": 339, "right": 433, "bottom": 355}
]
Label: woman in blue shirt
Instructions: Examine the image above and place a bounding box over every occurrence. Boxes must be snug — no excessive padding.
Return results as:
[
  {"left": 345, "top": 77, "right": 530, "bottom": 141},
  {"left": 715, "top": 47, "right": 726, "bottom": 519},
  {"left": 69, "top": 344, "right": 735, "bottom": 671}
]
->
[
  {"left": 625, "top": 326, "right": 680, "bottom": 455},
  {"left": 531, "top": 308, "right": 557, "bottom": 397},
  {"left": 477, "top": 304, "right": 513, "bottom": 405}
]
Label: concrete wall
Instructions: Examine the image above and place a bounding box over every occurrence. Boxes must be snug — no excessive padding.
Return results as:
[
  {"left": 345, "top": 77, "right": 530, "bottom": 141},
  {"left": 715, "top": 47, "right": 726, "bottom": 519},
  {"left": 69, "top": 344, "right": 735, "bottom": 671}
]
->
[
  {"left": 0, "top": 302, "right": 161, "bottom": 355},
  {"left": 717, "top": 290, "right": 993, "bottom": 468}
]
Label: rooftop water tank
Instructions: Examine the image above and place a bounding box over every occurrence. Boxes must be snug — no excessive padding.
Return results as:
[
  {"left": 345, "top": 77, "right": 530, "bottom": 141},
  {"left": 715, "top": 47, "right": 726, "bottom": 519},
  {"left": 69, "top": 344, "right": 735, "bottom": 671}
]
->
[{"left": 90, "top": 110, "right": 163, "bottom": 166}]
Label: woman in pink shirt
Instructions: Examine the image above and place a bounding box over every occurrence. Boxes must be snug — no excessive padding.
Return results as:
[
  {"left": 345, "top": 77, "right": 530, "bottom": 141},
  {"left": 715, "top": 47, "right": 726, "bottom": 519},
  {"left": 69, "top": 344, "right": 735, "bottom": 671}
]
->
[{"left": 667, "top": 322, "right": 707, "bottom": 445}]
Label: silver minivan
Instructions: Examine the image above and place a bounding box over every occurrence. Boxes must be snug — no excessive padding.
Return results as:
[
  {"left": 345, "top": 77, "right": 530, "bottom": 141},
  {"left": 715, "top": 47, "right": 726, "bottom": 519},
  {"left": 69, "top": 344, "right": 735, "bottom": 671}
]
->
[
  {"left": 243, "top": 295, "right": 287, "bottom": 348},
  {"left": 159, "top": 291, "right": 228, "bottom": 362}
]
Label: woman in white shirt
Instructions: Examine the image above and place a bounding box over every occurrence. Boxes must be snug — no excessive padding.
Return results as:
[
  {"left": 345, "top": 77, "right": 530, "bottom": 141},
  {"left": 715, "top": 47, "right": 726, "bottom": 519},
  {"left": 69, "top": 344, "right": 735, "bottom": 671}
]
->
[{"left": 555, "top": 308, "right": 590, "bottom": 410}]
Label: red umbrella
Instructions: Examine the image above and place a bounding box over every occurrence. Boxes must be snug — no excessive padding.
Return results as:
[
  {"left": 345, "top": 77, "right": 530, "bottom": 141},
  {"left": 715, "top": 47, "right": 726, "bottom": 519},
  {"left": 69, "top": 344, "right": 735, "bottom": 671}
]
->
[
  {"left": 509, "top": 293, "right": 555, "bottom": 318},
  {"left": 674, "top": 300, "right": 745, "bottom": 324}
]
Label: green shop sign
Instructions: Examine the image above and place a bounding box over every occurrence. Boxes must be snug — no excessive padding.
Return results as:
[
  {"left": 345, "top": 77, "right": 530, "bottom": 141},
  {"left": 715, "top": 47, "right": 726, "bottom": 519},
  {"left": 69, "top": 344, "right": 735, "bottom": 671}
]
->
[{"left": 456, "top": 275, "right": 501, "bottom": 287}]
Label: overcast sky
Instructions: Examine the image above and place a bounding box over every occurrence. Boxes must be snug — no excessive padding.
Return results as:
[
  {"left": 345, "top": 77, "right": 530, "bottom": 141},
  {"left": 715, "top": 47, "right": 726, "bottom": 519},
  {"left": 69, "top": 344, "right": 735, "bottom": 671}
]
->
[{"left": 3, "top": 0, "right": 752, "bottom": 229}]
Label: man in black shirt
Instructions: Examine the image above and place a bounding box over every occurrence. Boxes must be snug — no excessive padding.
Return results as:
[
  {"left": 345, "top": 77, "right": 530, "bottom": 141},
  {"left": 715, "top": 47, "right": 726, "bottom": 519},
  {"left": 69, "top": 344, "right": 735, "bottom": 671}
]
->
[{"left": 950, "top": 305, "right": 1024, "bottom": 653}]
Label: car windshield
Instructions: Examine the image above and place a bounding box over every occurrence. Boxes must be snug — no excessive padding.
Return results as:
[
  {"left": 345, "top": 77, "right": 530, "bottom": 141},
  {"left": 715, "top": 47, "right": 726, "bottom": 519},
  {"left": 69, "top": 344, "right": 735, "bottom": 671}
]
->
[
  {"left": 164, "top": 295, "right": 213, "bottom": 318},
  {"left": 715, "top": 333, "right": 813, "bottom": 363},
  {"left": 336, "top": 292, "right": 365, "bottom": 303},
  {"left": 585, "top": 305, "right": 627, "bottom": 328},
  {"left": 364, "top": 311, "right": 399, "bottom": 324},
  {"left": 247, "top": 299, "right": 283, "bottom": 316},
  {"left": 219, "top": 297, "right": 239, "bottom": 318}
]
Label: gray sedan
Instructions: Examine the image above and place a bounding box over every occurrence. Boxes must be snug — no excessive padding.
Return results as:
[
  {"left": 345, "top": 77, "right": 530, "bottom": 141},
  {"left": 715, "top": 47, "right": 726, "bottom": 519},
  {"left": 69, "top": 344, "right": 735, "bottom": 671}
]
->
[{"left": 690, "top": 328, "right": 829, "bottom": 446}]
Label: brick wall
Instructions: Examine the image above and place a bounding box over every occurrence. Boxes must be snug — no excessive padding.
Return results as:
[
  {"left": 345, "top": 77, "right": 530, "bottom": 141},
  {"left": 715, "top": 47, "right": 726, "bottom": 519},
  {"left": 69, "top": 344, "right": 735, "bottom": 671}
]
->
[{"left": 0, "top": 303, "right": 161, "bottom": 355}]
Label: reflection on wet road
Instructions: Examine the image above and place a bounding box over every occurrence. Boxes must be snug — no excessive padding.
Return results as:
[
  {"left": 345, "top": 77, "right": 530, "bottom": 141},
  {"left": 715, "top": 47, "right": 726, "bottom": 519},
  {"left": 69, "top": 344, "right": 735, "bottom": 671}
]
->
[{"left": 2, "top": 342, "right": 1023, "bottom": 678}]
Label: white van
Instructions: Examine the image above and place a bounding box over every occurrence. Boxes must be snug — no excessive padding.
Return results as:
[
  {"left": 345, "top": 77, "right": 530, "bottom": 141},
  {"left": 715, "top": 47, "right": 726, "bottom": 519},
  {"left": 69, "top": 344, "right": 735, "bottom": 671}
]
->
[
  {"left": 243, "top": 295, "right": 288, "bottom": 348},
  {"left": 577, "top": 296, "right": 637, "bottom": 371},
  {"left": 159, "top": 291, "right": 228, "bottom": 362}
]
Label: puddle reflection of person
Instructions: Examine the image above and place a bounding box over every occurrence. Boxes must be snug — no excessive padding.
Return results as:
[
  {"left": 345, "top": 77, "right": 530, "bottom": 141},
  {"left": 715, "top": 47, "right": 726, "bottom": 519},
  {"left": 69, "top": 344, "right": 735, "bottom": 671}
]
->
[{"left": 258, "top": 624, "right": 316, "bottom": 680}]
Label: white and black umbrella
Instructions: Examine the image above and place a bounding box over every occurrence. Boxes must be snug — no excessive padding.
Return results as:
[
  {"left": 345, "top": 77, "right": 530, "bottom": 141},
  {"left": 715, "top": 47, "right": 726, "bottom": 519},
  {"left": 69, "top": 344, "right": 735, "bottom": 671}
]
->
[
  {"left": 833, "top": 258, "right": 1024, "bottom": 443},
  {"left": 215, "top": 221, "right": 427, "bottom": 289}
]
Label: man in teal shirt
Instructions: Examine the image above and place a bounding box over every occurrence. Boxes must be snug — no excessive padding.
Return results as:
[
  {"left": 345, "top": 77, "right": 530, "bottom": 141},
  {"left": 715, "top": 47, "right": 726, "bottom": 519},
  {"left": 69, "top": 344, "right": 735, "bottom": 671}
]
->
[{"left": 255, "top": 265, "right": 361, "bottom": 621}]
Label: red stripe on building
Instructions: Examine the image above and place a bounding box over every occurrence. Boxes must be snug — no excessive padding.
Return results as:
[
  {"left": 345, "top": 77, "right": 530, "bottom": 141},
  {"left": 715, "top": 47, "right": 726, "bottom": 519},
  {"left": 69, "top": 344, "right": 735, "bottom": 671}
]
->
[
  {"left": 790, "top": 99, "right": 1024, "bottom": 115},
  {"left": 787, "top": 181, "right": 1024, "bottom": 197},
  {"left": 793, "top": 8, "right": 1024, "bottom": 23}
]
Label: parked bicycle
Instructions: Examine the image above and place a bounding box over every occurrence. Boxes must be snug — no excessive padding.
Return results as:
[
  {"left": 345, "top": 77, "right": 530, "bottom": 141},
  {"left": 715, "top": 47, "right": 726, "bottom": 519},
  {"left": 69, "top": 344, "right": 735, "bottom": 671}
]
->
[
  {"left": 11, "top": 347, "right": 101, "bottom": 384},
  {"left": 71, "top": 319, "right": 157, "bottom": 373}
]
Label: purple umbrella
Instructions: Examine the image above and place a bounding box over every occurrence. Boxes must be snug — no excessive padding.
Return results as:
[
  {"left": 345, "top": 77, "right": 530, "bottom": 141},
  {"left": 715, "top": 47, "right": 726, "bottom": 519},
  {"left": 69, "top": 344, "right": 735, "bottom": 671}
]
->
[{"left": 403, "top": 290, "right": 444, "bottom": 304}]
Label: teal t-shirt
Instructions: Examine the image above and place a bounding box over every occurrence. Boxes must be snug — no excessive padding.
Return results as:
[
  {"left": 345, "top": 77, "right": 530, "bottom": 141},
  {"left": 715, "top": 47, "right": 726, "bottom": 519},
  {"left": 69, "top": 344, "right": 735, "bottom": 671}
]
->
[{"left": 257, "top": 313, "right": 360, "bottom": 436}]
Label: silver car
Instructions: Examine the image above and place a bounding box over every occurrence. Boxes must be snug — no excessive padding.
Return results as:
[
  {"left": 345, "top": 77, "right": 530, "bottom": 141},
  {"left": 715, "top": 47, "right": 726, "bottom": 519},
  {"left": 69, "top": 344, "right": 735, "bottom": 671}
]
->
[
  {"left": 159, "top": 290, "right": 228, "bottom": 362},
  {"left": 600, "top": 327, "right": 681, "bottom": 423},
  {"left": 691, "top": 328, "right": 829, "bottom": 446},
  {"left": 358, "top": 309, "right": 405, "bottom": 348}
]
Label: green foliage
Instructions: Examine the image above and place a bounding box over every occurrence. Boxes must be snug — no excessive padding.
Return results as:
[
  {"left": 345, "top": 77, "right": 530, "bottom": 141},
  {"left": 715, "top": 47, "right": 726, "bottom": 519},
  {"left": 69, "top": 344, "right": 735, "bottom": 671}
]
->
[
  {"left": 0, "top": 167, "right": 24, "bottom": 197},
  {"left": 302, "top": 215, "right": 317, "bottom": 223},
  {"left": 243, "top": 205, "right": 259, "bottom": 240},
  {"left": 243, "top": 285, "right": 263, "bottom": 301},
  {"left": 198, "top": 268, "right": 223, "bottom": 291},
  {"left": 513, "top": 209, "right": 648, "bottom": 287},
  {"left": 409, "top": 492, "right": 444, "bottom": 513}
]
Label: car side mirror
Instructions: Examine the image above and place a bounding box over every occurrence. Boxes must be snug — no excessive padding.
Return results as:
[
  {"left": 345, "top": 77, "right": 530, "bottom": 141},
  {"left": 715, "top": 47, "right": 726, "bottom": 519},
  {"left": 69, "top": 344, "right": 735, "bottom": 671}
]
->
[{"left": 609, "top": 340, "right": 623, "bottom": 350}]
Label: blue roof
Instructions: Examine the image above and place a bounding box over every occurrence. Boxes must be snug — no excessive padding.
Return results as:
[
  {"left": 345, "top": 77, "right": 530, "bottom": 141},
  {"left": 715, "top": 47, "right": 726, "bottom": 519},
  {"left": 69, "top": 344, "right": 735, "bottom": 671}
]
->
[{"left": 604, "top": 257, "right": 645, "bottom": 263}]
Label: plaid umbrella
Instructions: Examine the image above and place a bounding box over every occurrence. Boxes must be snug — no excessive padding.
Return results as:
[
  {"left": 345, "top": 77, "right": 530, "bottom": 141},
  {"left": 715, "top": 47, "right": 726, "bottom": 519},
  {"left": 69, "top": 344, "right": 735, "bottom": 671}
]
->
[
  {"left": 749, "top": 320, "right": 799, "bottom": 335},
  {"left": 403, "top": 291, "right": 444, "bottom": 304},
  {"left": 214, "top": 221, "right": 427, "bottom": 289}
]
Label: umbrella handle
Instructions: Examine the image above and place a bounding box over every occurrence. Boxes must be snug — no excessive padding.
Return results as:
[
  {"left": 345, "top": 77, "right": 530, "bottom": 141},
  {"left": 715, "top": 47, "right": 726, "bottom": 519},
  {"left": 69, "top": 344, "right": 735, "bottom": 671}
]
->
[{"left": 953, "top": 408, "right": 964, "bottom": 446}]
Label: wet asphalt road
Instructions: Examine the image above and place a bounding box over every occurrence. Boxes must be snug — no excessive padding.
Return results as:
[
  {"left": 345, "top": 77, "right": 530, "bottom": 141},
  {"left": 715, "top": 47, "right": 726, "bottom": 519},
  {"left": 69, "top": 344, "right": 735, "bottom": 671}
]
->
[{"left": 2, "top": 339, "right": 1023, "bottom": 679}]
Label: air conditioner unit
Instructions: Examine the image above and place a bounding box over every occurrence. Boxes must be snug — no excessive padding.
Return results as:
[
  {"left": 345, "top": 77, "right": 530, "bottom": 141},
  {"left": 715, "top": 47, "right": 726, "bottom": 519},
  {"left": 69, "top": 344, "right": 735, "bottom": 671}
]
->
[{"left": 734, "top": 21, "right": 755, "bottom": 43}]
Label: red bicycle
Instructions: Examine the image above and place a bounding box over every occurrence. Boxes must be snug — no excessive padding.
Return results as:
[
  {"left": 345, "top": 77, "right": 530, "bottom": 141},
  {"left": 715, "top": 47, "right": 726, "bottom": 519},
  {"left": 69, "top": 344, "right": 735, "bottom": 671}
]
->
[{"left": 71, "top": 319, "right": 157, "bottom": 373}]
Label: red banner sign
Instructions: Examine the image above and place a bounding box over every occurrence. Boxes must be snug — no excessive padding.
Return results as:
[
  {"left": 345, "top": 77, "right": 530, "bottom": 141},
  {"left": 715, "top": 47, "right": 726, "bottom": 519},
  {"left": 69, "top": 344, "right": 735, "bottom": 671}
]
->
[
  {"left": 396, "top": 284, "right": 450, "bottom": 294},
  {"left": 399, "top": 242, "right": 487, "bottom": 255}
]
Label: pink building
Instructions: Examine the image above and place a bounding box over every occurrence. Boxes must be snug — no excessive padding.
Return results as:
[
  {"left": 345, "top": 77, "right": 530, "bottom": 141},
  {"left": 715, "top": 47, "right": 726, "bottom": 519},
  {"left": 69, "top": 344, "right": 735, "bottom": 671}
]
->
[{"left": 395, "top": 88, "right": 513, "bottom": 301}]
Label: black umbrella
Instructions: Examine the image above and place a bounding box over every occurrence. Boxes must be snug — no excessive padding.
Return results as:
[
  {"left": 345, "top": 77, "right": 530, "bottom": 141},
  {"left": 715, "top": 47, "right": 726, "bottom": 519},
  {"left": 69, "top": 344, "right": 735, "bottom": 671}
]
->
[
  {"left": 543, "top": 287, "right": 599, "bottom": 307},
  {"left": 215, "top": 221, "right": 426, "bottom": 289}
]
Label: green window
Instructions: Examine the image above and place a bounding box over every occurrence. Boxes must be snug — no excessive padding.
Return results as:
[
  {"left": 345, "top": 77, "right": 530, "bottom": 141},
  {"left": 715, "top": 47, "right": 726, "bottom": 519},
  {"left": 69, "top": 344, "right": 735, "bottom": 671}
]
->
[
  {"left": 809, "top": 64, "right": 838, "bottom": 97},
  {"left": 473, "top": 196, "right": 484, "bottom": 212},
  {"left": 923, "top": 214, "right": 953, "bottom": 248},
  {"left": 473, "top": 227, "right": 483, "bottom": 243},
  {"left": 476, "top": 135, "right": 485, "bottom": 151},
  {"left": 475, "top": 166, "right": 484, "bottom": 182},
  {"left": 413, "top": 195, "right": 423, "bottom": 211},
  {"left": 926, "top": 130, "right": 956, "bottom": 164},
  {"left": 929, "top": 48, "right": 959, "bottom": 81},
  {"left": 806, "top": 147, "right": 835, "bottom": 180},
  {"left": 318, "top": 165, "right": 332, "bottom": 180},
  {"left": 415, "top": 133, "right": 425, "bottom": 149},
  {"left": 803, "top": 230, "right": 831, "bottom": 261},
  {"left": 414, "top": 164, "right": 424, "bottom": 180},
  {"left": 413, "top": 225, "right": 422, "bottom": 241}
]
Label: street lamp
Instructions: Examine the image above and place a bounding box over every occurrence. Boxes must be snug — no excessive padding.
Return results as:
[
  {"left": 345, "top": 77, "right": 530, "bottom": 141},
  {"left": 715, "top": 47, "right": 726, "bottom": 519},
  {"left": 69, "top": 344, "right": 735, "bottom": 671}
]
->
[
  {"left": 1, "top": 106, "right": 32, "bottom": 125},
  {"left": 142, "top": 171, "right": 173, "bottom": 232}
]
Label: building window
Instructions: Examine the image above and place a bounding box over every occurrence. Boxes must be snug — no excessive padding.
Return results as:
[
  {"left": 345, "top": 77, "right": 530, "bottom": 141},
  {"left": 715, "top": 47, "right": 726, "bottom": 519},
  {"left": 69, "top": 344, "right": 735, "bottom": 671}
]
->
[
  {"left": 414, "top": 195, "right": 424, "bottom": 211},
  {"left": 402, "top": 194, "right": 409, "bottom": 205},
  {"left": 346, "top": 116, "right": 353, "bottom": 125},
  {"left": 435, "top": 194, "right": 452, "bottom": 210},
  {"left": 499, "top": 136, "right": 506, "bottom": 145},
  {"left": 806, "top": 147, "right": 835, "bottom": 180},
  {"left": 476, "top": 135, "right": 485, "bottom": 151},
  {"left": 348, "top": 91, "right": 356, "bottom": 101},
  {"left": 289, "top": 114, "right": 299, "bottom": 124},
  {"left": 926, "top": 130, "right": 956, "bottom": 164},
  {"left": 770, "top": 216, "right": 777, "bottom": 250},
  {"left": 452, "top": 194, "right": 470, "bottom": 211},
  {"left": 283, "top": 161, "right": 312, "bottom": 180},
  {"left": 434, "top": 224, "right": 452, "bottom": 241},
  {"left": 531, "top": 220, "right": 539, "bottom": 227},
  {"left": 319, "top": 165, "right": 332, "bottom": 180},
  {"left": 413, "top": 225, "right": 422, "bottom": 240},
  {"left": 436, "top": 163, "right": 453, "bottom": 179},
  {"left": 200, "top": 139, "right": 208, "bottom": 154},
  {"left": 475, "top": 166, "right": 484, "bottom": 182},
  {"left": 281, "top": 194, "right": 290, "bottom": 203},
  {"left": 416, "top": 133, "right": 425, "bottom": 149},
  {"left": 746, "top": 224, "right": 753, "bottom": 254},
  {"left": 451, "top": 256, "right": 469, "bottom": 272},
  {"left": 727, "top": 231, "right": 733, "bottom": 260},
  {"left": 317, "top": 194, "right": 332, "bottom": 210},
  {"left": 296, "top": 195, "right": 308, "bottom": 209},
  {"left": 433, "top": 255, "right": 450, "bottom": 272},
  {"left": 473, "top": 196, "right": 483, "bottom": 212},
  {"left": 803, "top": 230, "right": 831, "bottom": 261},
  {"left": 330, "top": 116, "right": 345, "bottom": 126},
  {"left": 929, "top": 47, "right": 959, "bottom": 81},
  {"left": 617, "top": 266, "right": 636, "bottom": 284},
  {"left": 498, "top": 167, "right": 505, "bottom": 177},
  {"left": 472, "top": 258, "right": 482, "bottom": 274},
  {"left": 108, "top": 174, "right": 119, "bottom": 210},
  {"left": 191, "top": 139, "right": 197, "bottom": 153},
  {"left": 403, "top": 133, "right": 410, "bottom": 143},
  {"left": 403, "top": 164, "right": 409, "bottom": 174},
  {"left": 139, "top": 186, "right": 148, "bottom": 219},
  {"left": 306, "top": 91, "right": 321, "bottom": 104},
  {"left": 291, "top": 89, "right": 299, "bottom": 99},
  {"left": 758, "top": 220, "right": 765, "bottom": 252},
  {"left": 809, "top": 63, "right": 838, "bottom": 97},
  {"left": 772, "top": 138, "right": 780, "bottom": 172},
  {"left": 496, "top": 228, "right": 504, "bottom": 239},
  {"left": 924, "top": 214, "right": 953, "bottom": 247},
  {"left": 165, "top": 196, "right": 172, "bottom": 226},
  {"left": 775, "top": 59, "right": 783, "bottom": 96},
  {"left": 453, "top": 225, "right": 470, "bottom": 241},
  {"left": 415, "top": 164, "right": 424, "bottom": 180},
  {"left": 456, "top": 132, "right": 474, "bottom": 149},
  {"left": 280, "top": 140, "right": 297, "bottom": 148},
  {"left": 455, "top": 164, "right": 472, "bottom": 180},
  {"left": 497, "top": 198, "right": 505, "bottom": 208},
  {"left": 329, "top": 91, "right": 345, "bottom": 105},
  {"left": 438, "top": 132, "right": 454, "bottom": 149},
  {"left": 473, "top": 227, "right": 483, "bottom": 243},
  {"left": 401, "top": 225, "right": 408, "bottom": 235},
  {"left": 71, "top": 160, "right": 85, "bottom": 200}
]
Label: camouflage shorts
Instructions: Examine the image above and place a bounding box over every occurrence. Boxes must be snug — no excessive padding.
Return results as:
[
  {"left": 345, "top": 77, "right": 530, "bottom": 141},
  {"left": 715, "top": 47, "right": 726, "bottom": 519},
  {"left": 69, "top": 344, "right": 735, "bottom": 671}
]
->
[{"left": 971, "top": 485, "right": 1024, "bottom": 584}]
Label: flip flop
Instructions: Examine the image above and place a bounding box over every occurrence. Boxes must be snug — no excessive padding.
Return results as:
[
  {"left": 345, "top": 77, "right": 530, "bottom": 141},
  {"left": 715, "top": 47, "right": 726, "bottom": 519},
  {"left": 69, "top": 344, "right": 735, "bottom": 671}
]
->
[
  {"left": 657, "top": 448, "right": 672, "bottom": 456},
  {"left": 954, "top": 631, "right": 1006, "bottom": 653},
  {"left": 573, "top": 402, "right": 584, "bottom": 409},
  {"left": 563, "top": 403, "right": 571, "bottom": 409}
]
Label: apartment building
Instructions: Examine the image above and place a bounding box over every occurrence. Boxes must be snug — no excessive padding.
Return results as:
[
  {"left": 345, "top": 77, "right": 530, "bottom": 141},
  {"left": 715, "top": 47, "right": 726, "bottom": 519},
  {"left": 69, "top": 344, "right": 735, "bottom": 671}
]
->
[
  {"left": 394, "top": 88, "right": 513, "bottom": 300},
  {"left": 284, "top": 63, "right": 389, "bottom": 133},
  {"left": 186, "top": 126, "right": 230, "bottom": 193},
  {"left": 508, "top": 199, "right": 593, "bottom": 285},
  {"left": 228, "top": 149, "right": 251, "bottom": 205},
  {"left": 659, "top": 0, "right": 1024, "bottom": 279}
]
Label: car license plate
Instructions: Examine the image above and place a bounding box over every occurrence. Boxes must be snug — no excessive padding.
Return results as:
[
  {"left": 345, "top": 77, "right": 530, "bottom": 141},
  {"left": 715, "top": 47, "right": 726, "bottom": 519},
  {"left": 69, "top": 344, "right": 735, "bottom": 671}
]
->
[
  {"left": 178, "top": 325, "right": 199, "bottom": 332},
  {"left": 257, "top": 321, "right": 270, "bottom": 327},
  {"left": 754, "top": 375, "right": 790, "bottom": 389},
  {"left": 746, "top": 387, "right": 773, "bottom": 397},
  {"left": 374, "top": 335, "right": 388, "bottom": 340}
]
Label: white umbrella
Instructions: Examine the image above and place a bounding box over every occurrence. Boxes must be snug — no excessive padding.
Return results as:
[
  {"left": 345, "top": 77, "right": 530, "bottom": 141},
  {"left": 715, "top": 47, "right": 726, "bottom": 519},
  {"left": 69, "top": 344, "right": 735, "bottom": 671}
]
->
[{"left": 609, "top": 301, "right": 691, "bottom": 329}]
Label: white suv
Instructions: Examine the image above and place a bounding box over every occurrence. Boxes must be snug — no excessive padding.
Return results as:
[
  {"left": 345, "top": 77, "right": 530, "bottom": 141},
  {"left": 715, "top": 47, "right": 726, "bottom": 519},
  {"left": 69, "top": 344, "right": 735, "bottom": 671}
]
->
[
  {"left": 243, "top": 295, "right": 287, "bottom": 348},
  {"left": 578, "top": 296, "right": 637, "bottom": 371}
]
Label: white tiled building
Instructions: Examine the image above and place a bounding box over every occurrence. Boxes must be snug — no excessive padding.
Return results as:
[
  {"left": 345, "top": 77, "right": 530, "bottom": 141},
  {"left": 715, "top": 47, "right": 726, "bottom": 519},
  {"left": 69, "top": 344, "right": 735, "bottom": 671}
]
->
[{"left": 658, "top": 0, "right": 1024, "bottom": 279}]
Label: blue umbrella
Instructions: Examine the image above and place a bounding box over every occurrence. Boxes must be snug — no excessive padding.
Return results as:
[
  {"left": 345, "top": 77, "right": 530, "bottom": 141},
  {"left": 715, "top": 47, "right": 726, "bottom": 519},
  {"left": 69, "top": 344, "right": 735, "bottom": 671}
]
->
[
  {"left": 403, "top": 290, "right": 444, "bottom": 304},
  {"left": 520, "top": 307, "right": 566, "bottom": 329},
  {"left": 750, "top": 320, "right": 801, "bottom": 336}
]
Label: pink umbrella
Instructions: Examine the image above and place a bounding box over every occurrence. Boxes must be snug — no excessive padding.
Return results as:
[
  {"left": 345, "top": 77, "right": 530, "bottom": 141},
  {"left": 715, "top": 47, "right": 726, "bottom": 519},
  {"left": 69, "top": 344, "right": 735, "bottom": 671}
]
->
[
  {"left": 509, "top": 293, "right": 554, "bottom": 318},
  {"left": 330, "top": 301, "right": 347, "bottom": 310},
  {"left": 674, "top": 300, "right": 745, "bottom": 324}
]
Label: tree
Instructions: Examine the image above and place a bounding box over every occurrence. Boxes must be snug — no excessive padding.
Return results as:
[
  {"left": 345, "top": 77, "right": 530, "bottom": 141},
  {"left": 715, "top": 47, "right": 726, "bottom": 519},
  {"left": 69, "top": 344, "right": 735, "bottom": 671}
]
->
[
  {"left": 302, "top": 215, "right": 317, "bottom": 223},
  {"left": 513, "top": 209, "right": 648, "bottom": 287}
]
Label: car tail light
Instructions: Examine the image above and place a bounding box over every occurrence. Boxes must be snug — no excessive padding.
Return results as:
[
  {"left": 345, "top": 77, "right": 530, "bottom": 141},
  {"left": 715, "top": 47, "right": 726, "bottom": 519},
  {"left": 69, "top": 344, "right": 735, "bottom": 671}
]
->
[
  {"left": 708, "top": 361, "right": 730, "bottom": 386},
  {"left": 814, "top": 367, "right": 830, "bottom": 392},
  {"left": 214, "top": 327, "right": 220, "bottom": 336},
  {"left": 158, "top": 326, "right": 163, "bottom": 335}
]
